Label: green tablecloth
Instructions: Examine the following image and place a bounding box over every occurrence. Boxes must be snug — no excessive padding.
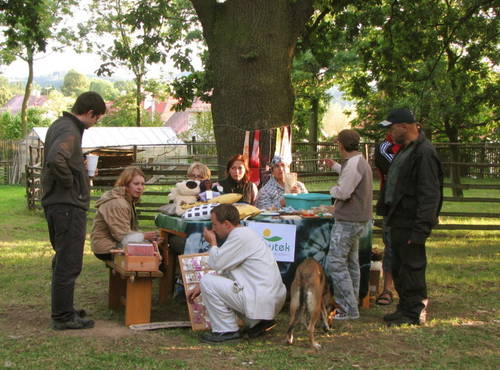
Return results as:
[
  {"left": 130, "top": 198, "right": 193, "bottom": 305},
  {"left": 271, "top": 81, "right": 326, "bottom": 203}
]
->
[{"left": 155, "top": 213, "right": 373, "bottom": 299}]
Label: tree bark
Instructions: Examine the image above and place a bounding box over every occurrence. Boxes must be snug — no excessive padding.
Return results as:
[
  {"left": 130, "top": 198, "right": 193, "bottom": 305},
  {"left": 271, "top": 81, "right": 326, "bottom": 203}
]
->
[
  {"left": 21, "top": 48, "right": 34, "bottom": 137},
  {"left": 190, "top": 0, "right": 314, "bottom": 176}
]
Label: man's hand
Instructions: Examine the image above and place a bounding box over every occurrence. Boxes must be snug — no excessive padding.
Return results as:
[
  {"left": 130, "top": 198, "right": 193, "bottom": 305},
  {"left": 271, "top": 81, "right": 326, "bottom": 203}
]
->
[
  {"left": 186, "top": 285, "right": 201, "bottom": 302},
  {"left": 203, "top": 227, "right": 217, "bottom": 246},
  {"left": 323, "top": 158, "right": 337, "bottom": 169}
]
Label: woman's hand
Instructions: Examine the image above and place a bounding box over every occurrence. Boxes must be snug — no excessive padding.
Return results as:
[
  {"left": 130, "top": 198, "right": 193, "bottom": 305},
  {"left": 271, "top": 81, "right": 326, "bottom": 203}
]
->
[
  {"left": 290, "top": 184, "right": 300, "bottom": 193},
  {"left": 143, "top": 230, "right": 160, "bottom": 241}
]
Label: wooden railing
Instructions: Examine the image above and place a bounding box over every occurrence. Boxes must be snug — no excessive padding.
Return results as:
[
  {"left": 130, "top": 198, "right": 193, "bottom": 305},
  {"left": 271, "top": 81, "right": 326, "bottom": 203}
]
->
[{"left": 25, "top": 166, "right": 499, "bottom": 232}]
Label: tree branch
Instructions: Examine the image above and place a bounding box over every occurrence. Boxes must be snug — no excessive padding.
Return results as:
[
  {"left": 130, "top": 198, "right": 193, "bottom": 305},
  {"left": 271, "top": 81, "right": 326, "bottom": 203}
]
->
[
  {"left": 189, "top": 0, "right": 217, "bottom": 43},
  {"left": 290, "top": 0, "right": 315, "bottom": 40},
  {"left": 301, "top": 7, "right": 331, "bottom": 49}
]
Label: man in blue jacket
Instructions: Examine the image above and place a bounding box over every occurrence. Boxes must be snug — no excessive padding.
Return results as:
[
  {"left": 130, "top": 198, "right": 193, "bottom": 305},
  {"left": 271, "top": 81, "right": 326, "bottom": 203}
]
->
[
  {"left": 42, "top": 91, "right": 106, "bottom": 330},
  {"left": 378, "top": 108, "right": 443, "bottom": 326}
]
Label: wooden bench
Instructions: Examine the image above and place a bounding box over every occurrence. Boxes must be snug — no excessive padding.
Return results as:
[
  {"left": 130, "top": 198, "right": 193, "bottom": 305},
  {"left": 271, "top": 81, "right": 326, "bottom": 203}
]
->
[{"left": 105, "top": 260, "right": 163, "bottom": 326}]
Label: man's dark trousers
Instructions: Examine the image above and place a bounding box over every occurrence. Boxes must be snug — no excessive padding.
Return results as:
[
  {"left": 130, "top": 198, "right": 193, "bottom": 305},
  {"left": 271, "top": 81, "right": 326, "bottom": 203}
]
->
[
  {"left": 391, "top": 227, "right": 427, "bottom": 322},
  {"left": 44, "top": 204, "right": 87, "bottom": 322}
]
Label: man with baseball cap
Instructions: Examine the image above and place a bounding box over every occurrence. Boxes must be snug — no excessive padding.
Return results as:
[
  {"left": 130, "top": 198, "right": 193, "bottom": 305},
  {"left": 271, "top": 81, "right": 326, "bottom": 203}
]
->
[{"left": 377, "top": 108, "right": 443, "bottom": 326}]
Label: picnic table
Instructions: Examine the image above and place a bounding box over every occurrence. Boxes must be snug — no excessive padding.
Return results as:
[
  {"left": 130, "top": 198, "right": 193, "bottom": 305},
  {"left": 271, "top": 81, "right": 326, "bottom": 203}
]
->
[{"left": 155, "top": 213, "right": 373, "bottom": 303}]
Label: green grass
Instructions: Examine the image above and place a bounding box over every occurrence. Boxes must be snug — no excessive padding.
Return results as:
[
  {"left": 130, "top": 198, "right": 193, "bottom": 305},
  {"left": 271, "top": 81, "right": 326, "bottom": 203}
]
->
[{"left": 1, "top": 185, "right": 499, "bottom": 368}]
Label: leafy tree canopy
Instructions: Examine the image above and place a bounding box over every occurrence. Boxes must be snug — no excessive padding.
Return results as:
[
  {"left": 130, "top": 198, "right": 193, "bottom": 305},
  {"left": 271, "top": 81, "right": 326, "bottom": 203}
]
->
[
  {"left": 84, "top": 0, "right": 202, "bottom": 126},
  {"left": 61, "top": 69, "right": 90, "bottom": 97},
  {"left": 0, "top": 0, "right": 78, "bottom": 135},
  {"left": 324, "top": 0, "right": 499, "bottom": 142}
]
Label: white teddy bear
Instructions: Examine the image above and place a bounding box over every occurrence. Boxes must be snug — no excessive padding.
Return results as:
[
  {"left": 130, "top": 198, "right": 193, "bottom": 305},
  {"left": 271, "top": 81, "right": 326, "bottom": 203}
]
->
[{"left": 166, "top": 180, "right": 201, "bottom": 216}]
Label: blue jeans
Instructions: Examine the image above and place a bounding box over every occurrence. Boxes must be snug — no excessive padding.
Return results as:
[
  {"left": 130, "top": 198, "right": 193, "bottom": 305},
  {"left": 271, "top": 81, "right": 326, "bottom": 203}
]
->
[
  {"left": 326, "top": 220, "right": 368, "bottom": 316},
  {"left": 44, "top": 204, "right": 87, "bottom": 322}
]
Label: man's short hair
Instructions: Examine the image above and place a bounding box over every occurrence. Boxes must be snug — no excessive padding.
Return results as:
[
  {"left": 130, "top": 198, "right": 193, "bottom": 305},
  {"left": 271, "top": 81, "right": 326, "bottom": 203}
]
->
[
  {"left": 211, "top": 204, "right": 240, "bottom": 226},
  {"left": 337, "top": 129, "right": 360, "bottom": 152},
  {"left": 71, "top": 91, "right": 106, "bottom": 117}
]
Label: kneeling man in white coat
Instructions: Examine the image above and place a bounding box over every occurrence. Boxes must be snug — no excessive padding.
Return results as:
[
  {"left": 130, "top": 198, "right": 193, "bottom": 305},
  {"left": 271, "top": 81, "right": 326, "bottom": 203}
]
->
[{"left": 187, "top": 204, "right": 286, "bottom": 343}]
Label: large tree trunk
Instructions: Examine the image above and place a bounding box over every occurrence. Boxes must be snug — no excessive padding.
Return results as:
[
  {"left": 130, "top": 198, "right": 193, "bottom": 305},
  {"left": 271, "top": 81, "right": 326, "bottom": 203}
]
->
[
  {"left": 190, "top": 0, "right": 314, "bottom": 176},
  {"left": 21, "top": 48, "right": 34, "bottom": 137}
]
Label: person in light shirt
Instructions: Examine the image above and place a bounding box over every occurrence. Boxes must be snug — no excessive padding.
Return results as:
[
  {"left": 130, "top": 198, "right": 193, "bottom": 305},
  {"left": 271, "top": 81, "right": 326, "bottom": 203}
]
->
[
  {"left": 255, "top": 155, "right": 308, "bottom": 210},
  {"left": 187, "top": 204, "right": 286, "bottom": 343},
  {"left": 324, "top": 129, "right": 373, "bottom": 321}
]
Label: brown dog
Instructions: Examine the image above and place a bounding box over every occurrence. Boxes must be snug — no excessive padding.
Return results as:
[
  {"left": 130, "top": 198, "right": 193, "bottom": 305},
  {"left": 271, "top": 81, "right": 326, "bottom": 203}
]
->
[{"left": 286, "top": 258, "right": 334, "bottom": 350}]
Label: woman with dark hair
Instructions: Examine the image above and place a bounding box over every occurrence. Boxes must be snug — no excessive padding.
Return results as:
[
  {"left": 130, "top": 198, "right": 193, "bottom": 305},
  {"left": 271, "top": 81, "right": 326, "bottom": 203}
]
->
[
  {"left": 91, "top": 166, "right": 161, "bottom": 261},
  {"left": 217, "top": 154, "right": 258, "bottom": 204}
]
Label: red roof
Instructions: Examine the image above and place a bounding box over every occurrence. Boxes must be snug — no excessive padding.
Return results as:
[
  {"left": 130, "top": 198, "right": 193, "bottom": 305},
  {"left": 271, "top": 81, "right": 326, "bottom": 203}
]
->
[{"left": 2, "top": 95, "right": 49, "bottom": 114}]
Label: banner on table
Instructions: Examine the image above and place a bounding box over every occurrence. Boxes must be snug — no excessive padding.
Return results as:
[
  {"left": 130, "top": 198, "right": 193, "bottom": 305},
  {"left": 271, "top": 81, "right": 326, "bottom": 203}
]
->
[{"left": 247, "top": 221, "right": 296, "bottom": 262}]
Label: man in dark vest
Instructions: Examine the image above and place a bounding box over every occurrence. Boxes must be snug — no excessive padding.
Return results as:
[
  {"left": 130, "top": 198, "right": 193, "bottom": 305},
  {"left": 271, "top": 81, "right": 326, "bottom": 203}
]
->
[{"left": 42, "top": 91, "right": 106, "bottom": 330}]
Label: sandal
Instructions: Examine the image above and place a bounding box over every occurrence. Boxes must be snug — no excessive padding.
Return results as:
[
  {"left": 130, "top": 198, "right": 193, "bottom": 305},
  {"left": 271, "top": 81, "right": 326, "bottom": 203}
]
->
[{"left": 376, "top": 290, "right": 393, "bottom": 305}]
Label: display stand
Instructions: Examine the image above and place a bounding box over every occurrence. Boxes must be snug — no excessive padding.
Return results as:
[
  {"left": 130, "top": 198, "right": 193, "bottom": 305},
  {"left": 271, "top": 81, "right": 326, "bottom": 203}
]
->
[{"left": 178, "top": 253, "right": 215, "bottom": 331}]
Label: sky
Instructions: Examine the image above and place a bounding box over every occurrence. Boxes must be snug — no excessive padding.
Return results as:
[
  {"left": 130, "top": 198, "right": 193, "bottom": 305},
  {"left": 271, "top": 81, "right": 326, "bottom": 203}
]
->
[
  {"left": 0, "top": 0, "right": 175, "bottom": 81},
  {"left": 0, "top": 49, "right": 186, "bottom": 81}
]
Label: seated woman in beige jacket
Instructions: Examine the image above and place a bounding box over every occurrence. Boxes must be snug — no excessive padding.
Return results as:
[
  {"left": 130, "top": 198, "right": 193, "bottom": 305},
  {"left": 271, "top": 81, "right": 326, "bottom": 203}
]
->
[{"left": 91, "top": 166, "right": 160, "bottom": 261}]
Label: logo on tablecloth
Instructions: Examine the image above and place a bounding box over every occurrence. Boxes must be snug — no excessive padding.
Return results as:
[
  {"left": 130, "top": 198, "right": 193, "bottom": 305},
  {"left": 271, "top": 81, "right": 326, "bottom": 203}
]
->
[{"left": 248, "top": 222, "right": 296, "bottom": 262}]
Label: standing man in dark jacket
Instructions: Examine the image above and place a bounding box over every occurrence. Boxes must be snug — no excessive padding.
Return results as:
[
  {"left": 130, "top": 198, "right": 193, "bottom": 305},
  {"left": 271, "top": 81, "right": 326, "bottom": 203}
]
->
[
  {"left": 378, "top": 108, "right": 443, "bottom": 327},
  {"left": 42, "top": 91, "right": 106, "bottom": 330}
]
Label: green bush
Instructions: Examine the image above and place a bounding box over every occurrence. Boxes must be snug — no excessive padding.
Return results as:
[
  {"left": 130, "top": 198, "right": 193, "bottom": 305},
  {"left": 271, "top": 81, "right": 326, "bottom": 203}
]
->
[{"left": 0, "top": 109, "right": 51, "bottom": 139}]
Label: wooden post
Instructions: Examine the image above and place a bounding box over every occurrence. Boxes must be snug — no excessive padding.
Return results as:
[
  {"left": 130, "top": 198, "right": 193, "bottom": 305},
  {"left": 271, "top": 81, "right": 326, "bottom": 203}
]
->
[
  {"left": 108, "top": 270, "right": 125, "bottom": 311},
  {"left": 125, "top": 277, "right": 152, "bottom": 326}
]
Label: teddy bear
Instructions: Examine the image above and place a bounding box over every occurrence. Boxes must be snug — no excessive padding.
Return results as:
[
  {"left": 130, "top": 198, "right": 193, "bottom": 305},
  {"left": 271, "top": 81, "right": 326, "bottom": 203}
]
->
[
  {"left": 198, "top": 179, "right": 222, "bottom": 202},
  {"left": 165, "top": 179, "right": 201, "bottom": 216}
]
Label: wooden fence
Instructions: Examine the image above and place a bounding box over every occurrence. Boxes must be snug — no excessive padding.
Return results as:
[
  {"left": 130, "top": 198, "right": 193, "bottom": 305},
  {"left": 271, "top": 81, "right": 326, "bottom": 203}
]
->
[
  {"left": 25, "top": 149, "right": 500, "bottom": 231},
  {"left": 0, "top": 139, "right": 22, "bottom": 184}
]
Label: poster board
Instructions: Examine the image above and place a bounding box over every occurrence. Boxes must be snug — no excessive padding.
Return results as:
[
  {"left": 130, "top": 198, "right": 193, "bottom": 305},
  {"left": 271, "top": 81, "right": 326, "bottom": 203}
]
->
[
  {"left": 246, "top": 221, "right": 297, "bottom": 262},
  {"left": 178, "top": 253, "right": 215, "bottom": 331}
]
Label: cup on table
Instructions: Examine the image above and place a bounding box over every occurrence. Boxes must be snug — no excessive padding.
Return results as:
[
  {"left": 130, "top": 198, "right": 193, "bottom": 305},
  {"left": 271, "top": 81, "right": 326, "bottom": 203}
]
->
[
  {"left": 86, "top": 154, "right": 99, "bottom": 177},
  {"left": 284, "top": 172, "right": 297, "bottom": 193}
]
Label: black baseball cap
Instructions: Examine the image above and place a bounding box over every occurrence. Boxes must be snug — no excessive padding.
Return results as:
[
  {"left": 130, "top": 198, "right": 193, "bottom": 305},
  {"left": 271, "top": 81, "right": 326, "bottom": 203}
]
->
[{"left": 379, "top": 108, "right": 416, "bottom": 127}]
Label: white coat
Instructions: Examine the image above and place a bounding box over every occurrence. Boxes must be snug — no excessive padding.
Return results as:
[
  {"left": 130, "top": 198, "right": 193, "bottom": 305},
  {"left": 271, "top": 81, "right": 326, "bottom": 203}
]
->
[{"left": 208, "top": 227, "right": 286, "bottom": 320}]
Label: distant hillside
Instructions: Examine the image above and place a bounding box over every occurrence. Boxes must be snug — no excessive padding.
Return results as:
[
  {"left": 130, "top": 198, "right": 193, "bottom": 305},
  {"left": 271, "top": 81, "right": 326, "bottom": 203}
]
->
[{"left": 7, "top": 72, "right": 128, "bottom": 88}]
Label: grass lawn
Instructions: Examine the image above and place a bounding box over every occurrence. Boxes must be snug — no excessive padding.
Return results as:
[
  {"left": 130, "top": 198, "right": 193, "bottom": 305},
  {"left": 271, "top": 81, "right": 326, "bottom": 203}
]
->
[{"left": 0, "top": 185, "right": 499, "bottom": 369}]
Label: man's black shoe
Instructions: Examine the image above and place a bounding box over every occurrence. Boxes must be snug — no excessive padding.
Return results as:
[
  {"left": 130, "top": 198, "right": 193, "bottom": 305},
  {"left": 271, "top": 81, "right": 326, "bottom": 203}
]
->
[
  {"left": 246, "top": 320, "right": 277, "bottom": 338},
  {"left": 53, "top": 315, "right": 95, "bottom": 330},
  {"left": 75, "top": 309, "right": 87, "bottom": 318},
  {"left": 383, "top": 310, "right": 405, "bottom": 322},
  {"left": 200, "top": 331, "right": 242, "bottom": 344},
  {"left": 387, "top": 316, "right": 420, "bottom": 327}
]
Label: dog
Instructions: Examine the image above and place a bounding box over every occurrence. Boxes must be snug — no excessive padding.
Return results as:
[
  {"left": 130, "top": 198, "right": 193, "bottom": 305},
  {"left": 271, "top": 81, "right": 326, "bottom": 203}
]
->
[{"left": 286, "top": 258, "right": 335, "bottom": 350}]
